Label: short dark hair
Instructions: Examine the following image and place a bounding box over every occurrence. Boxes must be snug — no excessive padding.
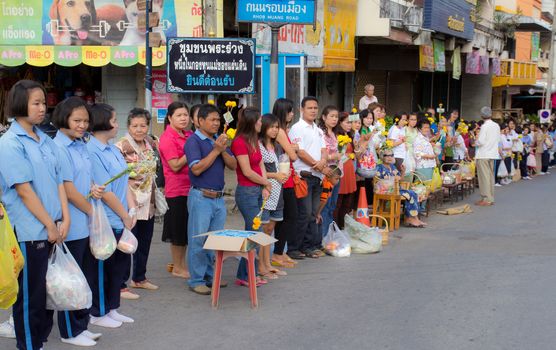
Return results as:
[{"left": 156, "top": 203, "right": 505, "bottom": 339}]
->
[
  {"left": 52, "top": 96, "right": 91, "bottom": 130},
  {"left": 301, "top": 96, "right": 318, "bottom": 108},
  {"left": 417, "top": 118, "right": 431, "bottom": 130},
  {"left": 90, "top": 103, "right": 116, "bottom": 132},
  {"left": 5, "top": 80, "right": 47, "bottom": 118},
  {"left": 127, "top": 108, "right": 151, "bottom": 127},
  {"left": 197, "top": 104, "right": 220, "bottom": 121},
  {"left": 164, "top": 101, "right": 188, "bottom": 129},
  {"left": 394, "top": 111, "right": 407, "bottom": 125}
]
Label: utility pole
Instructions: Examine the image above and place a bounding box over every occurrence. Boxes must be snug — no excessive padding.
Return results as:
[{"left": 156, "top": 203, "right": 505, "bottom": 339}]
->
[
  {"left": 145, "top": 0, "right": 152, "bottom": 116},
  {"left": 269, "top": 25, "right": 281, "bottom": 111},
  {"left": 204, "top": 0, "right": 217, "bottom": 103},
  {"left": 545, "top": 0, "right": 556, "bottom": 110}
]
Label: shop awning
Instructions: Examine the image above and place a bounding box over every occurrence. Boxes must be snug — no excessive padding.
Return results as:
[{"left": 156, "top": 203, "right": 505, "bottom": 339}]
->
[
  {"left": 495, "top": 12, "right": 551, "bottom": 32},
  {"left": 0, "top": 46, "right": 166, "bottom": 67}
]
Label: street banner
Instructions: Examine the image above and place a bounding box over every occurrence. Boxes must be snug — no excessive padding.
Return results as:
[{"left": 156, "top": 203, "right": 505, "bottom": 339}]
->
[
  {"left": 419, "top": 45, "right": 435, "bottom": 72},
  {"left": 465, "top": 51, "right": 480, "bottom": 74},
  {"left": 236, "top": 0, "right": 316, "bottom": 25},
  {"left": 166, "top": 38, "right": 256, "bottom": 94},
  {"left": 433, "top": 39, "right": 445, "bottom": 72}
]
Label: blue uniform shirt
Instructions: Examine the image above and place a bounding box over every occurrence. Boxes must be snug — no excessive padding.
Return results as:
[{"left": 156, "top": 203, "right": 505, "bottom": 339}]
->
[
  {"left": 54, "top": 131, "right": 92, "bottom": 241},
  {"left": 185, "top": 130, "right": 228, "bottom": 191},
  {"left": 86, "top": 135, "right": 128, "bottom": 230},
  {"left": 0, "top": 121, "right": 63, "bottom": 242}
]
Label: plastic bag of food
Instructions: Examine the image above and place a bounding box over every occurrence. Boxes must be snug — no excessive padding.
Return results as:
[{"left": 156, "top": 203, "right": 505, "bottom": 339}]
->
[
  {"left": 374, "top": 177, "right": 396, "bottom": 194},
  {"left": 322, "top": 222, "right": 351, "bottom": 257},
  {"left": 46, "top": 243, "right": 92, "bottom": 311},
  {"left": 117, "top": 228, "right": 138, "bottom": 254},
  {"left": 88, "top": 200, "right": 117, "bottom": 260},
  {"left": 344, "top": 215, "right": 382, "bottom": 254},
  {"left": 0, "top": 208, "right": 21, "bottom": 309}
]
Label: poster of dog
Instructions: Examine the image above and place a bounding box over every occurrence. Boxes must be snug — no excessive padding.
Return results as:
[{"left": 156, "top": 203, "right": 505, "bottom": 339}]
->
[{"left": 41, "top": 0, "right": 177, "bottom": 46}]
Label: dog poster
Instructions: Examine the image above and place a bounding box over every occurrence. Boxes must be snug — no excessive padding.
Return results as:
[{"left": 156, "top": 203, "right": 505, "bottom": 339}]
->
[{"left": 0, "top": 0, "right": 210, "bottom": 46}]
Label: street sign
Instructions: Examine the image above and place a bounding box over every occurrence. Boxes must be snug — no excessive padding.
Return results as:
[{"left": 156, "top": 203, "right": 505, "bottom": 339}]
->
[
  {"left": 539, "top": 109, "right": 551, "bottom": 124},
  {"left": 236, "top": 0, "right": 316, "bottom": 25},
  {"left": 166, "top": 37, "right": 256, "bottom": 94}
]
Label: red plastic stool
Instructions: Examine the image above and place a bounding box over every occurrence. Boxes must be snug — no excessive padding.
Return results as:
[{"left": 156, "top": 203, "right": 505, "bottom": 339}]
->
[{"left": 211, "top": 249, "right": 258, "bottom": 309}]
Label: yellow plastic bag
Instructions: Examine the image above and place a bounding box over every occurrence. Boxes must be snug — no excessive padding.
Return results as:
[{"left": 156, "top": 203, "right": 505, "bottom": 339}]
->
[
  {"left": 0, "top": 206, "right": 23, "bottom": 309},
  {"left": 431, "top": 167, "right": 442, "bottom": 191}
]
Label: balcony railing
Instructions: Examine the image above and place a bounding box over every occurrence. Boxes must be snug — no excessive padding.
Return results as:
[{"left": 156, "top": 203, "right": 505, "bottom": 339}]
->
[
  {"left": 380, "top": 0, "right": 423, "bottom": 33},
  {"left": 492, "top": 59, "right": 538, "bottom": 87}
]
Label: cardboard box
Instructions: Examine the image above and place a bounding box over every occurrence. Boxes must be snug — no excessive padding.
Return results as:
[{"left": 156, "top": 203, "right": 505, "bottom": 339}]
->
[{"left": 197, "top": 230, "right": 277, "bottom": 252}]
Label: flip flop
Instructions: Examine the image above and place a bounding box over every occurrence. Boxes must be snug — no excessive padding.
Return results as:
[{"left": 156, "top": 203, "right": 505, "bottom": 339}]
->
[
  {"left": 269, "top": 268, "right": 287, "bottom": 276},
  {"left": 259, "top": 272, "right": 278, "bottom": 280},
  {"left": 271, "top": 260, "right": 295, "bottom": 268}
]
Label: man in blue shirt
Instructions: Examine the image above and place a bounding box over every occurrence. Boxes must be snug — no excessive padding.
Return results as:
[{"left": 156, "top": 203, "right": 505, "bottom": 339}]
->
[{"left": 184, "top": 104, "right": 237, "bottom": 295}]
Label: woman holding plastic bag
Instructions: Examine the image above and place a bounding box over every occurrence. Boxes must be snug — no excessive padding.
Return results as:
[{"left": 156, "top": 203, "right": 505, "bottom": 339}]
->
[
  {"left": 87, "top": 103, "right": 137, "bottom": 328},
  {"left": 115, "top": 108, "right": 159, "bottom": 294},
  {"left": 51, "top": 97, "right": 106, "bottom": 346},
  {"left": 0, "top": 80, "right": 70, "bottom": 350}
]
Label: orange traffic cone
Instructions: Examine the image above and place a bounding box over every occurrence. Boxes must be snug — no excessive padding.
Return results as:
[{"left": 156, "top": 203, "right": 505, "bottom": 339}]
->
[{"left": 355, "top": 187, "right": 371, "bottom": 227}]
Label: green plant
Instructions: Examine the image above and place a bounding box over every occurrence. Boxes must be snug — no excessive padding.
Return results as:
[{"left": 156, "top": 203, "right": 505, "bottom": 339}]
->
[
  {"left": 493, "top": 9, "right": 522, "bottom": 42},
  {"left": 524, "top": 113, "right": 539, "bottom": 123}
]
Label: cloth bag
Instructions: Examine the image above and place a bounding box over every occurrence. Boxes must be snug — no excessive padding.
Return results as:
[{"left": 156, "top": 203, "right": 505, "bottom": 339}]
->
[
  {"left": 88, "top": 200, "right": 117, "bottom": 260},
  {"left": 0, "top": 207, "right": 23, "bottom": 309},
  {"left": 46, "top": 243, "right": 92, "bottom": 311},
  {"left": 323, "top": 222, "right": 351, "bottom": 257},
  {"left": 292, "top": 173, "right": 308, "bottom": 199},
  {"left": 154, "top": 187, "right": 168, "bottom": 216}
]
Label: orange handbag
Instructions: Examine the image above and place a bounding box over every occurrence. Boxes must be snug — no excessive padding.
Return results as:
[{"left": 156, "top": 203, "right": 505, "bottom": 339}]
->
[{"left": 292, "top": 173, "right": 308, "bottom": 199}]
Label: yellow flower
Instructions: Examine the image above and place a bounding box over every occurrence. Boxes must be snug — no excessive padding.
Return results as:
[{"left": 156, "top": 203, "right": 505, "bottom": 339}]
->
[
  {"left": 385, "top": 140, "right": 394, "bottom": 149},
  {"left": 349, "top": 153, "right": 355, "bottom": 160},
  {"left": 442, "top": 126, "right": 448, "bottom": 133},
  {"left": 226, "top": 128, "right": 236, "bottom": 140},
  {"left": 225, "top": 100, "right": 237, "bottom": 108},
  {"left": 208, "top": 99, "right": 215, "bottom": 105},
  {"left": 337, "top": 135, "right": 352, "bottom": 147},
  {"left": 425, "top": 113, "right": 429, "bottom": 117},
  {"left": 382, "top": 131, "right": 388, "bottom": 137},
  {"left": 428, "top": 117, "right": 435, "bottom": 123},
  {"left": 518, "top": 134, "right": 523, "bottom": 139},
  {"left": 395, "top": 118, "right": 399, "bottom": 122},
  {"left": 351, "top": 107, "right": 357, "bottom": 113},
  {"left": 378, "top": 119, "right": 386, "bottom": 126},
  {"left": 252, "top": 217, "right": 261, "bottom": 230}
]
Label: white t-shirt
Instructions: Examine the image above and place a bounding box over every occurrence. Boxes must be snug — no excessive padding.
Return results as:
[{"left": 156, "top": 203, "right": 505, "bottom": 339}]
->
[
  {"left": 388, "top": 125, "right": 406, "bottom": 158},
  {"left": 476, "top": 119, "right": 501, "bottom": 159},
  {"left": 358, "top": 95, "right": 378, "bottom": 111},
  {"left": 454, "top": 134, "right": 467, "bottom": 160},
  {"left": 288, "top": 117, "right": 326, "bottom": 179},
  {"left": 508, "top": 129, "right": 519, "bottom": 152}
]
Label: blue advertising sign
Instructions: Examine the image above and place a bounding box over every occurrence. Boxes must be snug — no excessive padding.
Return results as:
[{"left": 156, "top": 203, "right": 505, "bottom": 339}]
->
[
  {"left": 236, "top": 0, "right": 316, "bottom": 25},
  {"left": 167, "top": 38, "right": 256, "bottom": 94},
  {"left": 423, "top": 0, "right": 475, "bottom": 40}
]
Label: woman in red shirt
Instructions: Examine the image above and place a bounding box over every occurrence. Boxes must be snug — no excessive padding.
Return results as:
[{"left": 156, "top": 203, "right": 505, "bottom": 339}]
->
[
  {"left": 158, "top": 102, "right": 192, "bottom": 279},
  {"left": 231, "top": 107, "right": 271, "bottom": 286}
]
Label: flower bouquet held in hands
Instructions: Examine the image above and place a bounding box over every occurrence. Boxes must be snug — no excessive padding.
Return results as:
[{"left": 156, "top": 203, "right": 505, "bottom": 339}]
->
[{"left": 252, "top": 198, "right": 267, "bottom": 230}]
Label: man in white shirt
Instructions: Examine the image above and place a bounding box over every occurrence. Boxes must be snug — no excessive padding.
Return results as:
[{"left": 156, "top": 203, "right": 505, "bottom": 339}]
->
[
  {"left": 474, "top": 106, "right": 501, "bottom": 206},
  {"left": 358, "top": 84, "right": 378, "bottom": 111},
  {"left": 288, "top": 96, "right": 329, "bottom": 259}
]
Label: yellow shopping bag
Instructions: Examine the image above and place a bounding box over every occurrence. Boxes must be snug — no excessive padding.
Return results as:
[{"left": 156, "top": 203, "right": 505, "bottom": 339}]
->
[
  {"left": 431, "top": 167, "right": 442, "bottom": 191},
  {"left": 0, "top": 205, "right": 24, "bottom": 309}
]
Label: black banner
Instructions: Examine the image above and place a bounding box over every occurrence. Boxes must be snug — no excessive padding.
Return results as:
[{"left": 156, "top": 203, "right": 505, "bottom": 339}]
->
[{"left": 166, "top": 37, "right": 256, "bottom": 94}]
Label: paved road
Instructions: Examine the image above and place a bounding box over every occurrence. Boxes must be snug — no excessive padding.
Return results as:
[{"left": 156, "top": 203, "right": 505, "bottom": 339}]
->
[{"left": 2, "top": 174, "right": 556, "bottom": 350}]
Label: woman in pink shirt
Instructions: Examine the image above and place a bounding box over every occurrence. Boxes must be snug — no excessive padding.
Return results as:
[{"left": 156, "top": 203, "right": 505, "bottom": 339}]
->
[{"left": 158, "top": 102, "right": 192, "bottom": 279}]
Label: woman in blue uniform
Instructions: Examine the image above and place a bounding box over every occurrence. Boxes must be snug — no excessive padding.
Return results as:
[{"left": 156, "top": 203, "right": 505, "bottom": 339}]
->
[
  {"left": 0, "top": 80, "right": 70, "bottom": 350},
  {"left": 86, "top": 103, "right": 136, "bottom": 329},
  {"left": 52, "top": 97, "right": 105, "bottom": 346}
]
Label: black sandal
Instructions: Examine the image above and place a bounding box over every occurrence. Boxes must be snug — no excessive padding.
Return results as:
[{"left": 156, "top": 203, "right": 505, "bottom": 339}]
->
[
  {"left": 303, "top": 250, "right": 320, "bottom": 258},
  {"left": 287, "top": 251, "right": 305, "bottom": 260}
]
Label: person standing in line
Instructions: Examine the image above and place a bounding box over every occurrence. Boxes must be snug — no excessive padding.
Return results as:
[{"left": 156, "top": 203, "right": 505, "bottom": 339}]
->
[
  {"left": 115, "top": 108, "right": 159, "bottom": 293},
  {"left": 185, "top": 104, "right": 237, "bottom": 295},
  {"left": 87, "top": 103, "right": 137, "bottom": 328},
  {"left": 231, "top": 107, "right": 271, "bottom": 286},
  {"left": 0, "top": 80, "right": 70, "bottom": 350},
  {"left": 271, "top": 98, "right": 299, "bottom": 267},
  {"left": 159, "top": 102, "right": 192, "bottom": 279},
  {"left": 288, "top": 96, "right": 329, "bottom": 259},
  {"left": 474, "top": 107, "right": 501, "bottom": 207},
  {"left": 388, "top": 112, "right": 407, "bottom": 174},
  {"left": 52, "top": 97, "right": 104, "bottom": 346},
  {"left": 334, "top": 112, "right": 357, "bottom": 229},
  {"left": 358, "top": 84, "right": 378, "bottom": 111}
]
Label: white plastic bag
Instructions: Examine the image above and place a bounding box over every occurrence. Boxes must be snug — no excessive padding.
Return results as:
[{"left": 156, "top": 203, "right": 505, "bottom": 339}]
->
[
  {"left": 89, "top": 200, "right": 117, "bottom": 260},
  {"left": 154, "top": 187, "right": 168, "bottom": 216},
  {"left": 344, "top": 215, "right": 382, "bottom": 254},
  {"left": 322, "top": 222, "right": 351, "bottom": 257},
  {"left": 46, "top": 243, "right": 92, "bottom": 311},
  {"left": 527, "top": 153, "right": 536, "bottom": 168},
  {"left": 117, "top": 228, "right": 138, "bottom": 254},
  {"left": 497, "top": 161, "right": 508, "bottom": 177}
]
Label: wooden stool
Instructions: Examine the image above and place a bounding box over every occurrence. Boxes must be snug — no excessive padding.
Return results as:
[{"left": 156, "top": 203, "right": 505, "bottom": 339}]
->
[
  {"left": 372, "top": 193, "right": 402, "bottom": 230},
  {"left": 211, "top": 249, "right": 258, "bottom": 309}
]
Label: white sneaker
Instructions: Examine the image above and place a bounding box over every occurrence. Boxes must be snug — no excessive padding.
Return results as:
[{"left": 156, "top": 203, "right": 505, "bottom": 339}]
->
[
  {"left": 546, "top": 171, "right": 551, "bottom": 174},
  {"left": 108, "top": 310, "right": 134, "bottom": 323},
  {"left": 82, "top": 330, "right": 102, "bottom": 341},
  {"left": 61, "top": 333, "right": 96, "bottom": 347},
  {"left": 0, "top": 317, "right": 15, "bottom": 339},
  {"left": 90, "top": 315, "right": 122, "bottom": 328},
  {"left": 495, "top": 183, "right": 502, "bottom": 187}
]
